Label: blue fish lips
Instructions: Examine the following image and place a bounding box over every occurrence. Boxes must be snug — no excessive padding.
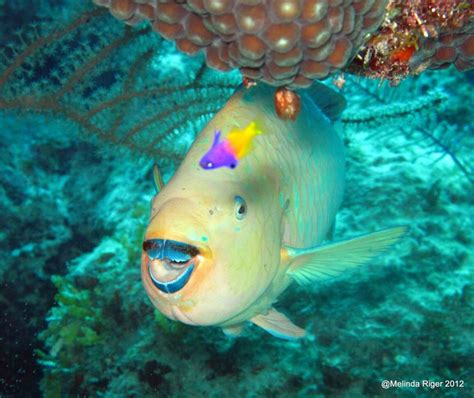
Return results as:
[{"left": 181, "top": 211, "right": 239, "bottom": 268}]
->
[
  {"left": 148, "top": 262, "right": 195, "bottom": 294},
  {"left": 143, "top": 239, "right": 199, "bottom": 294}
]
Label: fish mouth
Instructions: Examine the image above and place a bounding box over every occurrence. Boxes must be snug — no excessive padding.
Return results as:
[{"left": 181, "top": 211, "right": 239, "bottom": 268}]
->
[{"left": 142, "top": 239, "right": 200, "bottom": 294}]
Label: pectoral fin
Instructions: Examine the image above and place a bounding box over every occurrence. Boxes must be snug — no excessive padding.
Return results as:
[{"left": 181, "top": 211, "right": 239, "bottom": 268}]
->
[
  {"left": 251, "top": 308, "right": 306, "bottom": 340},
  {"left": 285, "top": 226, "right": 407, "bottom": 285},
  {"left": 153, "top": 164, "right": 164, "bottom": 193},
  {"left": 306, "top": 81, "right": 346, "bottom": 121}
]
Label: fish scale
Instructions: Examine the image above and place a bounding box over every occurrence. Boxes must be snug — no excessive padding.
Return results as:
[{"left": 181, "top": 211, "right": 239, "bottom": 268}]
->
[{"left": 239, "top": 90, "right": 345, "bottom": 248}]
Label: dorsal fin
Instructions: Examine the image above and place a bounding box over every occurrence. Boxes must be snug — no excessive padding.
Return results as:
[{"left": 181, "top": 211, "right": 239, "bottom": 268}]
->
[
  {"left": 212, "top": 129, "right": 221, "bottom": 147},
  {"left": 303, "top": 81, "right": 346, "bottom": 121}
]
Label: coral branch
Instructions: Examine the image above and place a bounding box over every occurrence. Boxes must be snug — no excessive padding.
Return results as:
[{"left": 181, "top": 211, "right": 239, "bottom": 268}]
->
[
  {"left": 416, "top": 127, "right": 473, "bottom": 184},
  {"left": 52, "top": 26, "right": 148, "bottom": 100},
  {"left": 0, "top": 8, "right": 106, "bottom": 88},
  {"left": 341, "top": 91, "right": 447, "bottom": 125}
]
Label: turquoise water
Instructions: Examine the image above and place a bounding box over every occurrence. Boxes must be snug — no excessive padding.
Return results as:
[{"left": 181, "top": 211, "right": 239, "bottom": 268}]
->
[{"left": 0, "top": 1, "right": 473, "bottom": 397}]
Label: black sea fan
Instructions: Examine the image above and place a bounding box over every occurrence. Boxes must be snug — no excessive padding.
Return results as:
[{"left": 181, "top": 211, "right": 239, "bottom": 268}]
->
[{"left": 0, "top": 3, "right": 239, "bottom": 164}]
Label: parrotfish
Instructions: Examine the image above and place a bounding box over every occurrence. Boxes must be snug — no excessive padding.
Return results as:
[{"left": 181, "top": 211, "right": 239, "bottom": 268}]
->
[
  {"left": 141, "top": 83, "right": 406, "bottom": 340},
  {"left": 199, "top": 121, "right": 262, "bottom": 169}
]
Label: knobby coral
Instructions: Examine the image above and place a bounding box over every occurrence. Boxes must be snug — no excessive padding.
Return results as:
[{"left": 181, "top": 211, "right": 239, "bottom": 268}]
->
[
  {"left": 94, "top": 0, "right": 389, "bottom": 88},
  {"left": 96, "top": 0, "right": 473, "bottom": 87}
]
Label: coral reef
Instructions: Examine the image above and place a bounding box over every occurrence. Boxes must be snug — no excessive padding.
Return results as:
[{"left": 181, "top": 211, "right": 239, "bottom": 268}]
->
[
  {"left": 0, "top": 2, "right": 235, "bottom": 395},
  {"left": 0, "top": 112, "right": 125, "bottom": 394},
  {"left": 33, "top": 67, "right": 473, "bottom": 397},
  {"left": 93, "top": 0, "right": 473, "bottom": 118},
  {"left": 350, "top": 0, "right": 474, "bottom": 83},
  {"left": 0, "top": 1, "right": 473, "bottom": 397}
]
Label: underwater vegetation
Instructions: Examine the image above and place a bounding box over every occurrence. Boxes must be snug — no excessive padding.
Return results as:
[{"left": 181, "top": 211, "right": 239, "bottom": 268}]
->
[
  {"left": 0, "top": 3, "right": 239, "bottom": 162},
  {"left": 0, "top": 1, "right": 473, "bottom": 397}
]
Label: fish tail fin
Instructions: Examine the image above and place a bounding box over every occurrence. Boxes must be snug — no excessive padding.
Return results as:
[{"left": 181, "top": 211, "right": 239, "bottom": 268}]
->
[{"left": 248, "top": 121, "right": 264, "bottom": 136}]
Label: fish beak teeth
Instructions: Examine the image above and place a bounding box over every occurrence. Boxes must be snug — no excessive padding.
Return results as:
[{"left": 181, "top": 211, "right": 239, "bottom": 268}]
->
[
  {"left": 142, "top": 239, "right": 200, "bottom": 294},
  {"left": 164, "top": 258, "right": 192, "bottom": 270},
  {"left": 148, "top": 259, "right": 195, "bottom": 294}
]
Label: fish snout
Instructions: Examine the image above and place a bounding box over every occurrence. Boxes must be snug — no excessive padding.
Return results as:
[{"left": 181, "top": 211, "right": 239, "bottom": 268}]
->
[
  {"left": 199, "top": 157, "right": 213, "bottom": 169},
  {"left": 142, "top": 239, "right": 201, "bottom": 294}
]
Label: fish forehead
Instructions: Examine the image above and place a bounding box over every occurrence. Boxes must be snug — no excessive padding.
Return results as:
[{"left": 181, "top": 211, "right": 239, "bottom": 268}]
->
[
  {"left": 230, "top": 87, "right": 345, "bottom": 246},
  {"left": 149, "top": 162, "right": 279, "bottom": 242},
  {"left": 182, "top": 86, "right": 344, "bottom": 244}
]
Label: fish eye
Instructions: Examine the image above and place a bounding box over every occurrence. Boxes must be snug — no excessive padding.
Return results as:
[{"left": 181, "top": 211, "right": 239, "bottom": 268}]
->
[
  {"left": 207, "top": 162, "right": 213, "bottom": 168},
  {"left": 234, "top": 195, "right": 247, "bottom": 220}
]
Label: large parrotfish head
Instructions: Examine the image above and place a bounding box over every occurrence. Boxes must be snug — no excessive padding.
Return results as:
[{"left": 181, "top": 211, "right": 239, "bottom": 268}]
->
[
  {"left": 140, "top": 87, "right": 290, "bottom": 327},
  {"left": 141, "top": 167, "right": 284, "bottom": 327}
]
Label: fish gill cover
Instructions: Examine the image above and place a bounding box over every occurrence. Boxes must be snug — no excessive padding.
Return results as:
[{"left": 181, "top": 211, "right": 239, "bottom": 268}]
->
[{"left": 0, "top": 0, "right": 473, "bottom": 397}]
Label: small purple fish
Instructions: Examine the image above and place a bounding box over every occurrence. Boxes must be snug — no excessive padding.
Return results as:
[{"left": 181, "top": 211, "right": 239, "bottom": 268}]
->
[{"left": 199, "top": 130, "right": 239, "bottom": 170}]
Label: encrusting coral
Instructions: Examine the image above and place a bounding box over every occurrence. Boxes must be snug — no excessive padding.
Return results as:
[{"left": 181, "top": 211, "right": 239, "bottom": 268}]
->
[{"left": 349, "top": 0, "right": 474, "bottom": 83}]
